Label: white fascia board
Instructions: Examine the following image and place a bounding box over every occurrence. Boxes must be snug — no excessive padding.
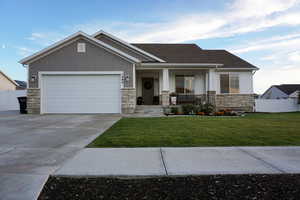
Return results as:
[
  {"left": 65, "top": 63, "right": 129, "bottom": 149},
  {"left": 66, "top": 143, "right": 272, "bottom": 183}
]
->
[
  {"left": 92, "top": 30, "right": 166, "bottom": 62},
  {"left": 19, "top": 31, "right": 83, "bottom": 65},
  {"left": 137, "top": 68, "right": 214, "bottom": 70},
  {"left": 140, "top": 63, "right": 223, "bottom": 67},
  {"left": 81, "top": 32, "right": 140, "bottom": 63},
  {"left": 19, "top": 31, "right": 141, "bottom": 65},
  {"left": 216, "top": 67, "right": 258, "bottom": 71}
]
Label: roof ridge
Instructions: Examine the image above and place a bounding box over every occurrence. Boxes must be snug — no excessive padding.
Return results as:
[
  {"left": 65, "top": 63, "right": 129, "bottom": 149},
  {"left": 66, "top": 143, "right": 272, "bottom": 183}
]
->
[{"left": 131, "top": 43, "right": 198, "bottom": 45}]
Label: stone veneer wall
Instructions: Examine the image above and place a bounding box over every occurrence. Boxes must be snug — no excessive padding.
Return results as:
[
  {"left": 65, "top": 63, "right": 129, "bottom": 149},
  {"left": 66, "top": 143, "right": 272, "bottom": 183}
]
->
[
  {"left": 27, "top": 88, "right": 40, "bottom": 114},
  {"left": 216, "top": 94, "right": 254, "bottom": 112},
  {"left": 121, "top": 88, "right": 136, "bottom": 114}
]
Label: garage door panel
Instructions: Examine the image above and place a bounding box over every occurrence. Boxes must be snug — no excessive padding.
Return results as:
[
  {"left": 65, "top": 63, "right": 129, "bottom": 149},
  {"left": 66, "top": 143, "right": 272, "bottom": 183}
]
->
[{"left": 42, "top": 74, "right": 121, "bottom": 113}]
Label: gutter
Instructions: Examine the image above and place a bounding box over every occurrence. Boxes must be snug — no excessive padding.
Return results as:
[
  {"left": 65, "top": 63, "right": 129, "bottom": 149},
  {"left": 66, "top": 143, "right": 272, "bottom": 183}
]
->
[{"left": 140, "top": 63, "right": 223, "bottom": 67}]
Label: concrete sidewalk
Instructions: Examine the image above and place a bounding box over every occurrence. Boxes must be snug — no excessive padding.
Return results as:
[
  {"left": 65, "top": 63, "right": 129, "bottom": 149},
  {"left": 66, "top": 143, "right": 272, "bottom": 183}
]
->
[{"left": 55, "top": 146, "right": 300, "bottom": 176}]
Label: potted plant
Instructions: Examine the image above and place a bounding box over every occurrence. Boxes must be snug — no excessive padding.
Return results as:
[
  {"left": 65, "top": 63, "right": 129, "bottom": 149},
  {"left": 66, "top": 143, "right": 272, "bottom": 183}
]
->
[{"left": 170, "top": 92, "right": 177, "bottom": 105}]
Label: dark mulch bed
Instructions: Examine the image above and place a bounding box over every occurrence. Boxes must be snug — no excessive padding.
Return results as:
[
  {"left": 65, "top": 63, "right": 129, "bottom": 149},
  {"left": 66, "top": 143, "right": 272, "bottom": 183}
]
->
[{"left": 39, "top": 174, "right": 300, "bottom": 200}]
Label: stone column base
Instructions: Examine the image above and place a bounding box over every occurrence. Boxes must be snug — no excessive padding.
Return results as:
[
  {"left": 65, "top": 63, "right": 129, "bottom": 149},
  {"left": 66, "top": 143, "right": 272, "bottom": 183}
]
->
[
  {"left": 121, "top": 88, "right": 136, "bottom": 114},
  {"left": 27, "top": 88, "right": 40, "bottom": 114},
  {"left": 161, "top": 91, "right": 170, "bottom": 106}
]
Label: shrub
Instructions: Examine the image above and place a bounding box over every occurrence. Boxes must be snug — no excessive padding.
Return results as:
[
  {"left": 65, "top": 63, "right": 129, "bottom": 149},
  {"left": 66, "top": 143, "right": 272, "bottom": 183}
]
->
[
  {"left": 182, "top": 104, "right": 195, "bottom": 115},
  {"left": 194, "top": 105, "right": 202, "bottom": 113},
  {"left": 202, "top": 103, "right": 215, "bottom": 114},
  {"left": 171, "top": 106, "right": 178, "bottom": 114}
]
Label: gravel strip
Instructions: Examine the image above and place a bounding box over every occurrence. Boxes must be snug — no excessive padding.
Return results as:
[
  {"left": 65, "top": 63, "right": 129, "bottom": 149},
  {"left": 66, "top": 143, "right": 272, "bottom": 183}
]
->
[{"left": 39, "top": 174, "right": 300, "bottom": 200}]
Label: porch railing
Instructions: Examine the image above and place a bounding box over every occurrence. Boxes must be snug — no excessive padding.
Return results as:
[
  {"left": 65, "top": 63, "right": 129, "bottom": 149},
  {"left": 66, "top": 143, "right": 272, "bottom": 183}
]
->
[{"left": 169, "top": 94, "right": 207, "bottom": 105}]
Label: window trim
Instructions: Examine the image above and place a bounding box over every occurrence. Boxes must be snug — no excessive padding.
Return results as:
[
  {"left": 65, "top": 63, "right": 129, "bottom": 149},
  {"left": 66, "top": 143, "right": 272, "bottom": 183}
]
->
[{"left": 219, "top": 73, "right": 240, "bottom": 94}]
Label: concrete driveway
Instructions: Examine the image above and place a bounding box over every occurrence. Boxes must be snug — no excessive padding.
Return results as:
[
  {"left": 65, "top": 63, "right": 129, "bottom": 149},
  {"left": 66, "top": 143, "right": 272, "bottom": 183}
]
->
[{"left": 0, "top": 111, "right": 120, "bottom": 200}]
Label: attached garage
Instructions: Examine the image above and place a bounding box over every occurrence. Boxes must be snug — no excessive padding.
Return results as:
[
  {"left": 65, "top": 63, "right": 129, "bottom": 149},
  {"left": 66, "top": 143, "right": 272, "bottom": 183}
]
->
[{"left": 40, "top": 72, "right": 122, "bottom": 114}]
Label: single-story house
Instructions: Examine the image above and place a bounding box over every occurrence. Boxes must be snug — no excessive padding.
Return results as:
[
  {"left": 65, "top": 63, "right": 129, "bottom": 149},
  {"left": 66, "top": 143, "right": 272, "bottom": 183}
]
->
[
  {"left": 0, "top": 70, "right": 19, "bottom": 91},
  {"left": 261, "top": 84, "right": 300, "bottom": 99},
  {"left": 19, "top": 30, "right": 258, "bottom": 114}
]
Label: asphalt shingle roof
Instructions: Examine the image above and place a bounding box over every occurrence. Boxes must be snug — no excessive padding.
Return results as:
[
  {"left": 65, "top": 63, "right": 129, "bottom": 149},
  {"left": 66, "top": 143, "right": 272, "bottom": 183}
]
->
[
  {"left": 131, "top": 43, "right": 258, "bottom": 69},
  {"left": 275, "top": 84, "right": 300, "bottom": 95}
]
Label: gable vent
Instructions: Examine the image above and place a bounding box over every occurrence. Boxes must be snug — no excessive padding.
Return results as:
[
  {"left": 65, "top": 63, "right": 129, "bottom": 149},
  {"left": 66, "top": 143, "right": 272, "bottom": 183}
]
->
[{"left": 77, "top": 43, "right": 86, "bottom": 53}]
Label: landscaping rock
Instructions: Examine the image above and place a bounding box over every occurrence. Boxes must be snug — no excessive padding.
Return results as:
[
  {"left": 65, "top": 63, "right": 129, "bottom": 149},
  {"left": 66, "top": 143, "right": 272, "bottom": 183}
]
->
[{"left": 39, "top": 174, "right": 300, "bottom": 200}]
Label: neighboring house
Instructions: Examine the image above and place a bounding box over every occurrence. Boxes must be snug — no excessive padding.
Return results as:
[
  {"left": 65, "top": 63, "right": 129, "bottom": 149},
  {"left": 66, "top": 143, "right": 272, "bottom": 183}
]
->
[
  {"left": 261, "top": 84, "right": 300, "bottom": 99},
  {"left": 19, "top": 30, "right": 258, "bottom": 114},
  {"left": 14, "top": 80, "right": 27, "bottom": 90},
  {"left": 0, "top": 70, "right": 18, "bottom": 91}
]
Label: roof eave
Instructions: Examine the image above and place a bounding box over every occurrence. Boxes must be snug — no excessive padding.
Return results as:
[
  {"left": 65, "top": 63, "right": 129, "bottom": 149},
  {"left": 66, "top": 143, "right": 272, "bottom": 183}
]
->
[
  {"left": 140, "top": 63, "right": 223, "bottom": 67},
  {"left": 92, "top": 30, "right": 166, "bottom": 63}
]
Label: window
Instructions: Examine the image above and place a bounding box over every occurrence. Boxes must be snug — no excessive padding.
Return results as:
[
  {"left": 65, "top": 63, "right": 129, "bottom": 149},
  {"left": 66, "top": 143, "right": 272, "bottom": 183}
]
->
[
  {"left": 175, "top": 75, "right": 194, "bottom": 94},
  {"left": 77, "top": 43, "right": 86, "bottom": 53},
  {"left": 220, "top": 74, "right": 240, "bottom": 93}
]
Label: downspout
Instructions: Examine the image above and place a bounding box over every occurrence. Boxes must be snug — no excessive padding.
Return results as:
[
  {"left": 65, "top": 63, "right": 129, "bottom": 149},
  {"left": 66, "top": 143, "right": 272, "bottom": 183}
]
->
[{"left": 23, "top": 64, "right": 29, "bottom": 89}]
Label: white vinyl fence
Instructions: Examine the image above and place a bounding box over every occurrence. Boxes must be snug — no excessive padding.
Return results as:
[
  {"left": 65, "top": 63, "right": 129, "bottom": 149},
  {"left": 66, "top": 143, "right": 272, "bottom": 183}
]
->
[
  {"left": 0, "top": 90, "right": 26, "bottom": 111},
  {"left": 255, "top": 98, "right": 300, "bottom": 113}
]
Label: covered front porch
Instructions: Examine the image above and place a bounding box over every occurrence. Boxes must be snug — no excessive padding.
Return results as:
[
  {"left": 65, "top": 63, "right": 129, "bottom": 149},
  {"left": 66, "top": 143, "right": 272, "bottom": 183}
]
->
[{"left": 135, "top": 67, "right": 217, "bottom": 106}]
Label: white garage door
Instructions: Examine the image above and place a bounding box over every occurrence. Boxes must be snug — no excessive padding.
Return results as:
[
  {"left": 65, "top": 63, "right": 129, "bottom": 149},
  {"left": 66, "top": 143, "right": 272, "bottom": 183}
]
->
[{"left": 41, "top": 74, "right": 121, "bottom": 113}]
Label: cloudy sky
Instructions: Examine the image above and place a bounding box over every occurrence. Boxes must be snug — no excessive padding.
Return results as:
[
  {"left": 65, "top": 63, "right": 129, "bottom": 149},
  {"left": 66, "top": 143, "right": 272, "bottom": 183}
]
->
[{"left": 1, "top": 0, "right": 300, "bottom": 93}]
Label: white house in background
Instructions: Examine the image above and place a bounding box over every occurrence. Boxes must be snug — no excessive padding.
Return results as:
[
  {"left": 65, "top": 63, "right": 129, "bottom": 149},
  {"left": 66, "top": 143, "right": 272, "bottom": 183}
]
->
[
  {"left": 261, "top": 84, "right": 300, "bottom": 99},
  {"left": 0, "top": 70, "right": 18, "bottom": 91},
  {"left": 19, "top": 30, "right": 258, "bottom": 114}
]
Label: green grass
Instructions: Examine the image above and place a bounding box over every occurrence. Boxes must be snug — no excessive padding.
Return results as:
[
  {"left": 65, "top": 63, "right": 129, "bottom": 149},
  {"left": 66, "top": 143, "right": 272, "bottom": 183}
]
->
[{"left": 88, "top": 112, "right": 300, "bottom": 147}]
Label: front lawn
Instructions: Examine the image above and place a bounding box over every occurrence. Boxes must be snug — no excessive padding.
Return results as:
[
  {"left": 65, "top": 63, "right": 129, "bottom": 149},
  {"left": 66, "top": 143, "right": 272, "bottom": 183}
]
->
[{"left": 88, "top": 112, "right": 300, "bottom": 147}]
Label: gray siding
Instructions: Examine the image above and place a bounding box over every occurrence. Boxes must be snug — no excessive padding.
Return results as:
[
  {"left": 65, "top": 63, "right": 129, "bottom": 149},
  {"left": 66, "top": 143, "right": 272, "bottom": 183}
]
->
[
  {"left": 29, "top": 38, "right": 134, "bottom": 88},
  {"left": 95, "top": 34, "right": 155, "bottom": 62}
]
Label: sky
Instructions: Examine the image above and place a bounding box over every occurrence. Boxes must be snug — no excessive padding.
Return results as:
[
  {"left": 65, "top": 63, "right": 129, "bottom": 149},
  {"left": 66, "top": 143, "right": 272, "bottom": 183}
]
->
[{"left": 1, "top": 0, "right": 300, "bottom": 94}]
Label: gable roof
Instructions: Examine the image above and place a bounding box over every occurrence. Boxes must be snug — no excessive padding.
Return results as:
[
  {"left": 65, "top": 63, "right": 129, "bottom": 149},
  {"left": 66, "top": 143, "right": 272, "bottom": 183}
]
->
[
  {"left": 19, "top": 31, "right": 141, "bottom": 65},
  {"left": 92, "top": 30, "right": 166, "bottom": 62},
  {"left": 0, "top": 70, "right": 18, "bottom": 86},
  {"left": 275, "top": 84, "right": 300, "bottom": 95},
  {"left": 19, "top": 30, "right": 258, "bottom": 69},
  {"left": 132, "top": 43, "right": 258, "bottom": 69}
]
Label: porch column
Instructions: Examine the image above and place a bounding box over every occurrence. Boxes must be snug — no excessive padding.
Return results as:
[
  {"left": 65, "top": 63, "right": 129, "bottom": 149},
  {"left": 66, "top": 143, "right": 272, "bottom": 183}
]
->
[
  {"left": 162, "top": 68, "right": 169, "bottom": 91},
  {"left": 161, "top": 68, "right": 170, "bottom": 106},
  {"left": 207, "top": 69, "right": 216, "bottom": 91},
  {"left": 207, "top": 69, "right": 216, "bottom": 108}
]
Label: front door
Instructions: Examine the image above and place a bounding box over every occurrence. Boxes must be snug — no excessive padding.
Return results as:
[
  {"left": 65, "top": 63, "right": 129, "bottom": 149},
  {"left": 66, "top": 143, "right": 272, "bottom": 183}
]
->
[{"left": 142, "top": 78, "right": 154, "bottom": 105}]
